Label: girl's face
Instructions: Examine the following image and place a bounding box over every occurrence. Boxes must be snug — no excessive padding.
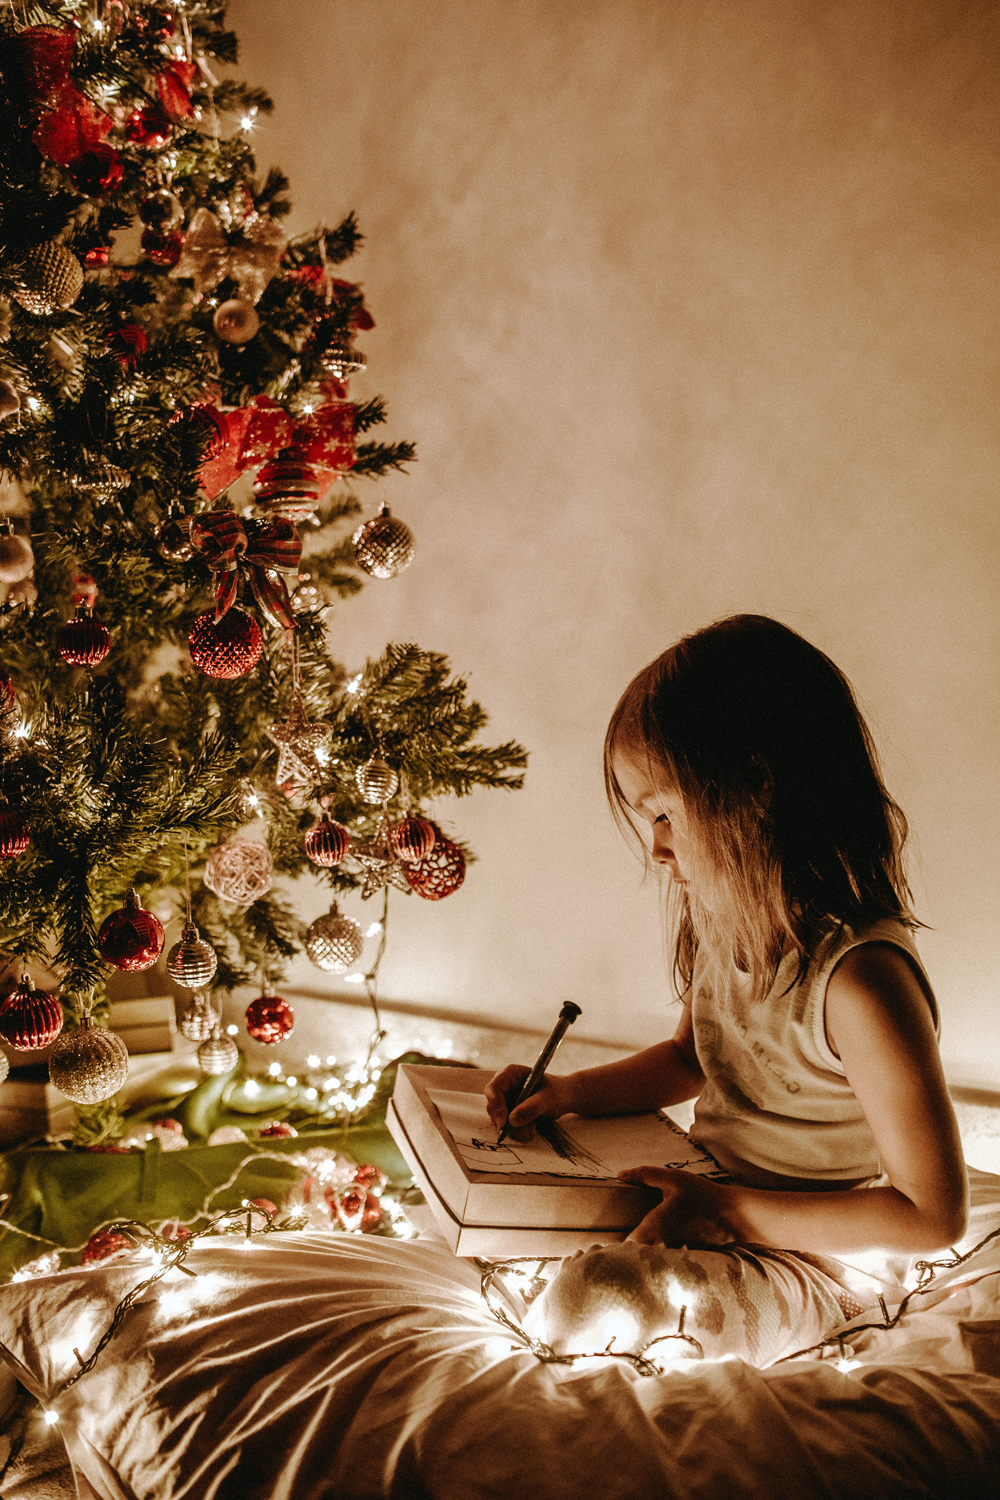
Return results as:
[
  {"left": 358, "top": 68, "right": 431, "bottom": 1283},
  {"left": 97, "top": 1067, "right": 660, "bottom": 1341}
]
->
[{"left": 613, "top": 753, "right": 714, "bottom": 907}]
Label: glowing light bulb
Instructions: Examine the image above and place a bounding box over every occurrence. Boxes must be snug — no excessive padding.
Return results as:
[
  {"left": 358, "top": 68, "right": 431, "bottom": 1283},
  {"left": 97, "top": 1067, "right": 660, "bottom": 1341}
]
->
[
  {"left": 344, "top": 972, "right": 365, "bottom": 985},
  {"left": 304, "top": 1087, "right": 318, "bottom": 1100},
  {"left": 365, "top": 922, "right": 383, "bottom": 938},
  {"left": 345, "top": 674, "right": 362, "bottom": 695},
  {"left": 268, "top": 1061, "right": 282, "bottom": 1076},
  {"left": 325, "top": 1055, "right": 336, "bottom": 1066},
  {"left": 227, "top": 1024, "right": 239, "bottom": 1036},
  {"left": 244, "top": 1080, "right": 259, "bottom": 1096},
  {"left": 307, "top": 1055, "right": 320, "bottom": 1068},
  {"left": 43, "top": 1409, "right": 59, "bottom": 1426}
]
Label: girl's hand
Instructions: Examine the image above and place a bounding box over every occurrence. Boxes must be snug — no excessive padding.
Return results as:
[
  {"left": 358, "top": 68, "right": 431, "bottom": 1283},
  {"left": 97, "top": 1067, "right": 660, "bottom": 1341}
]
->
[
  {"left": 619, "top": 1166, "right": 735, "bottom": 1247},
  {"left": 484, "top": 1065, "right": 576, "bottom": 1140}
]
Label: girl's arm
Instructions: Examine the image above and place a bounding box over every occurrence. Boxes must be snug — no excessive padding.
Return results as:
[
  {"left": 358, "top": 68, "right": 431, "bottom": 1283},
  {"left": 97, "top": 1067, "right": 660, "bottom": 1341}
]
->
[
  {"left": 485, "top": 1001, "right": 704, "bottom": 1138},
  {"left": 623, "top": 944, "right": 969, "bottom": 1255}
]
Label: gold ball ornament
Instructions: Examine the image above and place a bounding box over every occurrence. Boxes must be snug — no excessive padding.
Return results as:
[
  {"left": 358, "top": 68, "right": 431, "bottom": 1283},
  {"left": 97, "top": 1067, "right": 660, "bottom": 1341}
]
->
[
  {"left": 166, "top": 921, "right": 218, "bottom": 989},
  {"left": 0, "top": 522, "right": 33, "bottom": 583},
  {"left": 304, "top": 903, "right": 364, "bottom": 972},
  {"left": 198, "top": 1026, "right": 239, "bottom": 1076},
  {"left": 13, "top": 241, "right": 84, "bottom": 315},
  {"left": 352, "top": 504, "right": 414, "bottom": 579},
  {"left": 356, "top": 755, "right": 398, "bottom": 804},
  {"left": 48, "top": 1019, "right": 129, "bottom": 1105},
  {"left": 203, "top": 838, "right": 273, "bottom": 905},
  {"left": 213, "top": 298, "right": 260, "bottom": 344},
  {"left": 179, "top": 995, "right": 215, "bottom": 1042}
]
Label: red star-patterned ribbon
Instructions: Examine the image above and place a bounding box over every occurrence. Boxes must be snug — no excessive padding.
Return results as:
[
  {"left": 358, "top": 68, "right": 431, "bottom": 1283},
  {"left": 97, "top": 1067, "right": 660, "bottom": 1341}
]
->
[{"left": 190, "top": 512, "right": 301, "bottom": 632}]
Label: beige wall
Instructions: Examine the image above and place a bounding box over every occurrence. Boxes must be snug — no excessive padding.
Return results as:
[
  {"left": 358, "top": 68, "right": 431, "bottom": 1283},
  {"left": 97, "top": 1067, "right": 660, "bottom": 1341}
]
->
[{"left": 230, "top": 0, "right": 1000, "bottom": 1085}]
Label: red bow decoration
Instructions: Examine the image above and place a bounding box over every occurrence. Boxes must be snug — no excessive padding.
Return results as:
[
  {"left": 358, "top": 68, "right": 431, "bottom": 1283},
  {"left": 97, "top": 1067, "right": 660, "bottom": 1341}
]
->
[
  {"left": 16, "top": 26, "right": 113, "bottom": 167},
  {"left": 190, "top": 512, "right": 301, "bottom": 632},
  {"left": 196, "top": 395, "right": 356, "bottom": 500}
]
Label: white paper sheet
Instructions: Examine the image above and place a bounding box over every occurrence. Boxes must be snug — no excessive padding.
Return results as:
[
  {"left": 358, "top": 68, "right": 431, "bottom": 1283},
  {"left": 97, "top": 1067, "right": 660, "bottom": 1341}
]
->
[{"left": 427, "top": 1089, "right": 725, "bottom": 1179}]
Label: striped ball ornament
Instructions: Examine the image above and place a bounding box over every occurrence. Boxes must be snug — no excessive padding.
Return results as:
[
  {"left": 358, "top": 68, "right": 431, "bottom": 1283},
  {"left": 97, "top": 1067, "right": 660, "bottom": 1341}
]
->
[
  {"left": 0, "top": 805, "right": 30, "bottom": 859},
  {"left": 58, "top": 608, "right": 111, "bottom": 667},
  {"left": 387, "top": 815, "right": 436, "bottom": 864},
  {"left": 0, "top": 975, "right": 63, "bottom": 1050},
  {"left": 304, "top": 815, "right": 350, "bottom": 867}
]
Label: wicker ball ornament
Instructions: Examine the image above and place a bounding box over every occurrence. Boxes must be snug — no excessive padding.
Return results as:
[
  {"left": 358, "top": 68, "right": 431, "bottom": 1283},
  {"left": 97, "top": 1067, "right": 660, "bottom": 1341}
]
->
[
  {"left": 49, "top": 1020, "right": 129, "bottom": 1104},
  {"left": 203, "top": 838, "right": 273, "bottom": 905},
  {"left": 189, "top": 607, "right": 263, "bottom": 679},
  {"left": 406, "top": 825, "right": 467, "bottom": 900},
  {"left": 352, "top": 504, "right": 414, "bottom": 580},
  {"left": 387, "top": 815, "right": 436, "bottom": 864},
  {"left": 304, "top": 816, "right": 350, "bottom": 867},
  {"left": 0, "top": 976, "right": 63, "bottom": 1051},
  {"left": 0, "top": 806, "right": 30, "bottom": 859},
  {"left": 0, "top": 524, "right": 33, "bottom": 583},
  {"left": 244, "top": 993, "right": 294, "bottom": 1045},
  {"left": 58, "top": 607, "right": 111, "bottom": 667},
  {"left": 97, "top": 888, "right": 165, "bottom": 971},
  {"left": 179, "top": 996, "right": 214, "bottom": 1042},
  {"left": 356, "top": 756, "right": 398, "bottom": 804},
  {"left": 13, "top": 241, "right": 84, "bottom": 315},
  {"left": 213, "top": 298, "right": 260, "bottom": 344},
  {"left": 198, "top": 1026, "right": 239, "bottom": 1076},
  {"left": 166, "top": 922, "right": 218, "bottom": 989},
  {"left": 304, "top": 904, "right": 364, "bottom": 973}
]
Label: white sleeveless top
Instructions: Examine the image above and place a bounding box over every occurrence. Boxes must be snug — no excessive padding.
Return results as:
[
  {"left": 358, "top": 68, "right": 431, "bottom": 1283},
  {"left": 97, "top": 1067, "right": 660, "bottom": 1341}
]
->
[{"left": 687, "top": 917, "right": 938, "bottom": 1184}]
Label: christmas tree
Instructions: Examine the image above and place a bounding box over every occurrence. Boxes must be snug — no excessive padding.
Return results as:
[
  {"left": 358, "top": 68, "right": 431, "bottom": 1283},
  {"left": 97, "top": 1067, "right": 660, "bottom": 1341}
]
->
[{"left": 0, "top": 1, "right": 526, "bottom": 1135}]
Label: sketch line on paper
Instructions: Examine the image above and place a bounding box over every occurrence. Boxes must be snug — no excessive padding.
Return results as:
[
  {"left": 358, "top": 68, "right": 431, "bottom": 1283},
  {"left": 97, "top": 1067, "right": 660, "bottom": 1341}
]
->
[{"left": 535, "top": 1118, "right": 607, "bottom": 1172}]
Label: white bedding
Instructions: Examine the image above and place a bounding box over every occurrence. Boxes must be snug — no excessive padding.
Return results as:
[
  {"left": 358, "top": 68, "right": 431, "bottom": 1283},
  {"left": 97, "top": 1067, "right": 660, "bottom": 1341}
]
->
[{"left": 0, "top": 1170, "right": 997, "bottom": 1499}]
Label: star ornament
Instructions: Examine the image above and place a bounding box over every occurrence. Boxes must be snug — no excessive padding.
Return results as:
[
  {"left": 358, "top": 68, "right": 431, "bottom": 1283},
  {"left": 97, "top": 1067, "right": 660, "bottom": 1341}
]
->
[
  {"left": 351, "top": 818, "right": 413, "bottom": 900},
  {"left": 265, "top": 697, "right": 333, "bottom": 786}
]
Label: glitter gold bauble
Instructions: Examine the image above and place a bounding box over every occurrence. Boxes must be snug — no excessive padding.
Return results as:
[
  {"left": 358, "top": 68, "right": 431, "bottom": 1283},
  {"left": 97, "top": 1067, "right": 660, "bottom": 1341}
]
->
[
  {"left": 13, "top": 241, "right": 84, "bottom": 315},
  {"left": 58, "top": 607, "right": 111, "bottom": 667},
  {"left": 0, "top": 975, "right": 62, "bottom": 1050},
  {"left": 198, "top": 1026, "right": 238, "bottom": 1076},
  {"left": 203, "top": 838, "right": 273, "bottom": 905},
  {"left": 244, "top": 993, "right": 294, "bottom": 1045},
  {"left": 213, "top": 298, "right": 259, "bottom": 344},
  {"left": 189, "top": 606, "right": 263, "bottom": 679},
  {"left": 304, "top": 903, "right": 364, "bottom": 972},
  {"left": 49, "top": 1020, "right": 129, "bottom": 1104},
  {"left": 304, "top": 815, "right": 349, "bottom": 867},
  {"left": 166, "top": 921, "right": 218, "bottom": 988},
  {"left": 352, "top": 504, "right": 414, "bottom": 579},
  {"left": 179, "top": 996, "right": 215, "bottom": 1042},
  {"left": 355, "top": 755, "right": 398, "bottom": 804}
]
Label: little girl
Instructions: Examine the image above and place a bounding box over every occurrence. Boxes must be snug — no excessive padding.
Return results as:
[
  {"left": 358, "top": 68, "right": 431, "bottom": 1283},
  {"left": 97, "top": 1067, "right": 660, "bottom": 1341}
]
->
[{"left": 486, "top": 614, "right": 967, "bottom": 1273}]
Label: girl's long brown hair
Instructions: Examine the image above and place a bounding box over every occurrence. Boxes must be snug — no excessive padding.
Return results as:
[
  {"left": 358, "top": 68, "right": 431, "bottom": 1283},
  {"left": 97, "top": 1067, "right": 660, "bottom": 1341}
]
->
[{"left": 604, "top": 615, "right": 914, "bottom": 1003}]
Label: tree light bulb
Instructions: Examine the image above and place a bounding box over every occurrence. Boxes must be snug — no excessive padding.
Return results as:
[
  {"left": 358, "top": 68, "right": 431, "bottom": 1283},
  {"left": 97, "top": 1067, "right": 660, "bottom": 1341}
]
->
[
  {"left": 365, "top": 921, "right": 383, "bottom": 938},
  {"left": 306, "top": 1055, "right": 320, "bottom": 1067},
  {"left": 268, "top": 1061, "right": 283, "bottom": 1076},
  {"left": 227, "top": 1024, "right": 239, "bottom": 1036},
  {"left": 345, "top": 972, "right": 365, "bottom": 984},
  {"left": 43, "top": 1409, "right": 59, "bottom": 1426},
  {"left": 345, "top": 674, "right": 362, "bottom": 695}
]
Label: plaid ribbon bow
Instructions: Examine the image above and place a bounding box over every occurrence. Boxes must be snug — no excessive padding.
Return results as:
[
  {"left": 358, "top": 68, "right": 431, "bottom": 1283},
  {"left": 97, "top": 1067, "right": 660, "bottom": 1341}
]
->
[{"left": 190, "top": 511, "right": 301, "bottom": 632}]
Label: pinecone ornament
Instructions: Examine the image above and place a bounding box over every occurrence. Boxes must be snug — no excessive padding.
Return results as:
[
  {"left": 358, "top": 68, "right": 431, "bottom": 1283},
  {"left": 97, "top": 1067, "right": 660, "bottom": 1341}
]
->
[{"left": 13, "top": 241, "right": 84, "bottom": 314}]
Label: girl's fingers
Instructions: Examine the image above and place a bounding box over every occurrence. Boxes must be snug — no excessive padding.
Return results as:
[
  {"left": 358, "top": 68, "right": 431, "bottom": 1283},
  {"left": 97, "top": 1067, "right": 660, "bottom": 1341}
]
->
[
  {"left": 484, "top": 1064, "right": 530, "bottom": 1125},
  {"left": 617, "top": 1164, "right": 676, "bottom": 1191}
]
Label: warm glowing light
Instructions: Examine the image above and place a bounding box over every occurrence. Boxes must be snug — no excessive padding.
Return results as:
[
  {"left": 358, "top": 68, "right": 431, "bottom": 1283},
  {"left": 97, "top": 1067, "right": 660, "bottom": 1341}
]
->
[
  {"left": 43, "top": 1410, "right": 59, "bottom": 1426},
  {"left": 344, "top": 972, "right": 365, "bottom": 985},
  {"left": 306, "top": 1055, "right": 320, "bottom": 1068},
  {"left": 227, "top": 1024, "right": 239, "bottom": 1036},
  {"left": 365, "top": 922, "right": 383, "bottom": 938},
  {"left": 304, "top": 1087, "right": 318, "bottom": 1100},
  {"left": 239, "top": 112, "right": 257, "bottom": 130},
  {"left": 483, "top": 1337, "right": 517, "bottom": 1361},
  {"left": 244, "top": 1080, "right": 260, "bottom": 1096},
  {"left": 268, "top": 1061, "right": 283, "bottom": 1076},
  {"left": 345, "top": 674, "right": 362, "bottom": 695},
  {"left": 285, "top": 1076, "right": 297, "bottom": 1087},
  {"left": 325, "top": 1054, "right": 336, "bottom": 1066}
]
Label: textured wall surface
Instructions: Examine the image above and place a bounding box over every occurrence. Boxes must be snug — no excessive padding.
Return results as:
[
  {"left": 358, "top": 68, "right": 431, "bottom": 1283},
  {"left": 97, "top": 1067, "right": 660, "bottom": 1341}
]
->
[{"left": 229, "top": 0, "right": 1000, "bottom": 1085}]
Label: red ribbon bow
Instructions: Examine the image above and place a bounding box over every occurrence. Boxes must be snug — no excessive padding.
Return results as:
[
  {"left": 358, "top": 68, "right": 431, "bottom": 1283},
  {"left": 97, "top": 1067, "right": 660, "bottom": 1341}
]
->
[{"left": 189, "top": 512, "right": 301, "bottom": 632}]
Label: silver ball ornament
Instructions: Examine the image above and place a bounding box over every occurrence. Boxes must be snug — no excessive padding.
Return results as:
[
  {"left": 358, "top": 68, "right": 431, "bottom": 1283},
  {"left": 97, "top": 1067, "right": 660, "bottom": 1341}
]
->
[
  {"left": 355, "top": 755, "right": 398, "bottom": 804},
  {"left": 198, "top": 1026, "right": 239, "bottom": 1076},
  {"left": 179, "top": 996, "right": 215, "bottom": 1042},
  {"left": 166, "top": 921, "right": 218, "bottom": 988},
  {"left": 48, "top": 1020, "right": 129, "bottom": 1104},
  {"left": 352, "top": 504, "right": 414, "bottom": 579},
  {"left": 304, "top": 904, "right": 364, "bottom": 972}
]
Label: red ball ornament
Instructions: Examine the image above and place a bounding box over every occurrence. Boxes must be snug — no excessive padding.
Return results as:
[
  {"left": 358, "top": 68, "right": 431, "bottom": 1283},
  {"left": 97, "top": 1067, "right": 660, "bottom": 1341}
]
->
[
  {"left": 405, "top": 824, "right": 467, "bottom": 900},
  {"left": 0, "top": 805, "right": 30, "bottom": 859},
  {"left": 387, "top": 815, "right": 436, "bottom": 864},
  {"left": 106, "top": 323, "right": 148, "bottom": 366},
  {"left": 244, "top": 993, "right": 294, "bottom": 1045},
  {"left": 84, "top": 246, "right": 110, "bottom": 270},
  {"left": 66, "top": 144, "right": 123, "bottom": 197},
  {"left": 125, "top": 103, "right": 172, "bottom": 147},
  {"left": 249, "top": 1197, "right": 278, "bottom": 1218},
  {"left": 304, "top": 815, "right": 349, "bottom": 867},
  {"left": 258, "top": 1121, "right": 297, "bottom": 1139},
  {"left": 189, "top": 607, "right": 263, "bottom": 679},
  {"left": 98, "top": 887, "right": 165, "bottom": 972},
  {"left": 58, "top": 607, "right": 111, "bottom": 667},
  {"left": 353, "top": 1163, "right": 387, "bottom": 1192},
  {"left": 81, "top": 1228, "right": 133, "bottom": 1265},
  {"left": 140, "top": 227, "right": 184, "bottom": 267},
  {"left": 0, "top": 975, "right": 63, "bottom": 1051}
]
